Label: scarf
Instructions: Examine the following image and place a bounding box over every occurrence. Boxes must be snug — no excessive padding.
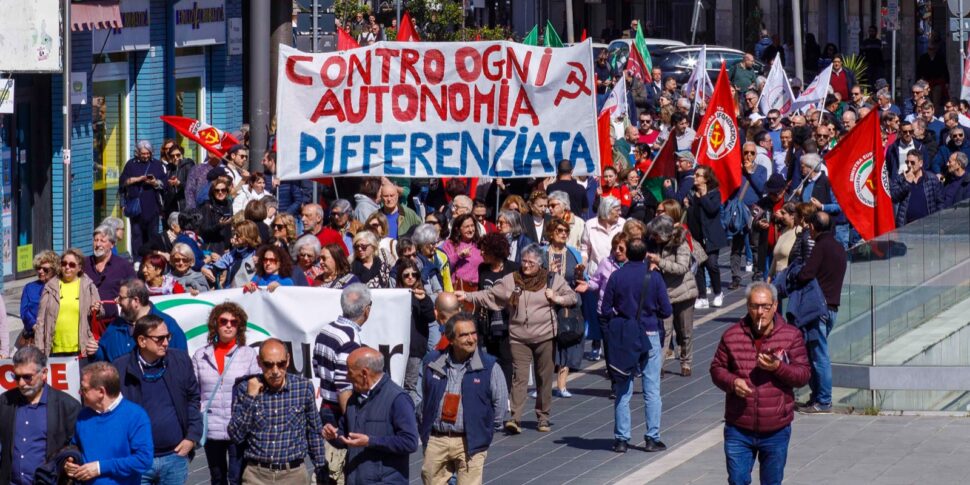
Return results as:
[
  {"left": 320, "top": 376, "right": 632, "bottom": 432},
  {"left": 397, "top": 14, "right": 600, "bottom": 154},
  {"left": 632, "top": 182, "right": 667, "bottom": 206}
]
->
[
  {"left": 511, "top": 268, "right": 549, "bottom": 307},
  {"left": 352, "top": 258, "right": 383, "bottom": 285}
]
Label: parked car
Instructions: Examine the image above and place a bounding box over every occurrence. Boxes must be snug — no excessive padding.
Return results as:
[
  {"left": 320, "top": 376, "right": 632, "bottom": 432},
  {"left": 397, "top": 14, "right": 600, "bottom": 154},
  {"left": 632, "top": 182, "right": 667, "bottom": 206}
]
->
[
  {"left": 654, "top": 45, "right": 766, "bottom": 85},
  {"left": 567, "top": 42, "right": 610, "bottom": 60},
  {"left": 606, "top": 38, "right": 686, "bottom": 72}
]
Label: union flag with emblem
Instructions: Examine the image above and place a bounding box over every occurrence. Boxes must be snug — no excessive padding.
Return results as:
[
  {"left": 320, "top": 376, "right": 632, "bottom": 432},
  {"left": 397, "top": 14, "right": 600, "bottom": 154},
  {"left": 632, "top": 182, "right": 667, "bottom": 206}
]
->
[
  {"left": 824, "top": 109, "right": 895, "bottom": 240},
  {"left": 160, "top": 116, "right": 239, "bottom": 158},
  {"left": 694, "top": 62, "right": 742, "bottom": 203}
]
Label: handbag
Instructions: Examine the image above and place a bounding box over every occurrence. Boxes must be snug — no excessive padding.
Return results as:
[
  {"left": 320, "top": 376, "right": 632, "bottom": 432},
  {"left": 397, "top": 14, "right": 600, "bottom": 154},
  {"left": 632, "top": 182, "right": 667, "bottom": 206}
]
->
[
  {"left": 547, "top": 273, "right": 584, "bottom": 345},
  {"left": 200, "top": 347, "right": 238, "bottom": 446},
  {"left": 122, "top": 162, "right": 152, "bottom": 218}
]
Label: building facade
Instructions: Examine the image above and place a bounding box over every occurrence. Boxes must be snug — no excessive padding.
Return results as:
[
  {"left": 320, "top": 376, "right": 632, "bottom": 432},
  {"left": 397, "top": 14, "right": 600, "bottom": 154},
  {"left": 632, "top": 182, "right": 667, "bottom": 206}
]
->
[{"left": 0, "top": 0, "right": 243, "bottom": 281}]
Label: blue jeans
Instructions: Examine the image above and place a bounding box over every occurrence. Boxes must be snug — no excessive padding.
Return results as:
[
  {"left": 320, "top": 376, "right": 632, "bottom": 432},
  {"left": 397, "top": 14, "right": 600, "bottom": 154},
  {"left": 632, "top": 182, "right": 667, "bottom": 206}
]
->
[
  {"left": 203, "top": 439, "right": 243, "bottom": 485},
  {"left": 724, "top": 423, "right": 791, "bottom": 485},
  {"left": 613, "top": 333, "right": 663, "bottom": 442},
  {"left": 807, "top": 309, "right": 836, "bottom": 406},
  {"left": 140, "top": 453, "right": 189, "bottom": 485}
]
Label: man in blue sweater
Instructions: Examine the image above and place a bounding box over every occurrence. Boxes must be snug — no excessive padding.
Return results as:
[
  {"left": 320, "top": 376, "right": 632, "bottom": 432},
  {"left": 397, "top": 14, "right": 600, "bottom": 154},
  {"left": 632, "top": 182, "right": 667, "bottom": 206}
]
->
[
  {"left": 67, "top": 362, "right": 153, "bottom": 484},
  {"left": 601, "top": 239, "right": 672, "bottom": 454}
]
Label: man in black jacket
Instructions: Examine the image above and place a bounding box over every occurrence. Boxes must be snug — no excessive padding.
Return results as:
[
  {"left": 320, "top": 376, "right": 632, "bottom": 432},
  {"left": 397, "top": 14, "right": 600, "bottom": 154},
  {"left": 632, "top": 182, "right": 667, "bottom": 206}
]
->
[
  {"left": 113, "top": 314, "right": 202, "bottom": 484},
  {"left": 0, "top": 346, "right": 81, "bottom": 485}
]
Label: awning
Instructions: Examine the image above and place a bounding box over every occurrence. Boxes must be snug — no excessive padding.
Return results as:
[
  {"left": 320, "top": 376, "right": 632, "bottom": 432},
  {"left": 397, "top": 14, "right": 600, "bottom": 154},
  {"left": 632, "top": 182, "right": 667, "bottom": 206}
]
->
[{"left": 71, "top": 0, "right": 123, "bottom": 32}]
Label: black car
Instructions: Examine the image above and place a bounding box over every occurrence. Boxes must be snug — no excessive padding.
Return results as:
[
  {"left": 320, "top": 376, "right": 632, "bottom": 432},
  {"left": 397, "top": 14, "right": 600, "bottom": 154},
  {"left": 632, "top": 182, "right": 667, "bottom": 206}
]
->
[{"left": 655, "top": 46, "right": 766, "bottom": 85}]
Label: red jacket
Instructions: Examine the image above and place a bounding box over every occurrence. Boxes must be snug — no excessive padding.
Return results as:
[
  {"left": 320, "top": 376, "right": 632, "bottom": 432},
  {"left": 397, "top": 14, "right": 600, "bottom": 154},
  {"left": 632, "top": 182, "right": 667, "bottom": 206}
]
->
[{"left": 710, "top": 314, "right": 810, "bottom": 433}]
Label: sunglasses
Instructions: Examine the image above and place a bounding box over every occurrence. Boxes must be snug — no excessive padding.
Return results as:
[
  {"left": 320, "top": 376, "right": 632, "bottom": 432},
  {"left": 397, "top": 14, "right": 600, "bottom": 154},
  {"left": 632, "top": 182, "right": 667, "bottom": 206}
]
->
[
  {"left": 262, "top": 360, "right": 287, "bottom": 370},
  {"left": 36, "top": 266, "right": 53, "bottom": 273},
  {"left": 901, "top": 130, "right": 914, "bottom": 134},
  {"left": 743, "top": 151, "right": 756, "bottom": 155},
  {"left": 145, "top": 334, "right": 173, "bottom": 344},
  {"left": 214, "top": 188, "right": 228, "bottom": 194},
  {"left": 354, "top": 244, "right": 371, "bottom": 250},
  {"left": 171, "top": 257, "right": 190, "bottom": 264},
  {"left": 13, "top": 372, "right": 39, "bottom": 382},
  {"left": 954, "top": 134, "right": 965, "bottom": 138},
  {"left": 403, "top": 272, "right": 419, "bottom": 279},
  {"left": 273, "top": 224, "right": 286, "bottom": 229},
  {"left": 61, "top": 261, "right": 78, "bottom": 269},
  {"left": 767, "top": 117, "right": 779, "bottom": 121},
  {"left": 262, "top": 257, "right": 279, "bottom": 263},
  {"left": 554, "top": 227, "right": 568, "bottom": 234},
  {"left": 906, "top": 160, "right": 919, "bottom": 165},
  {"left": 368, "top": 222, "right": 382, "bottom": 228},
  {"left": 218, "top": 317, "right": 239, "bottom": 327}
]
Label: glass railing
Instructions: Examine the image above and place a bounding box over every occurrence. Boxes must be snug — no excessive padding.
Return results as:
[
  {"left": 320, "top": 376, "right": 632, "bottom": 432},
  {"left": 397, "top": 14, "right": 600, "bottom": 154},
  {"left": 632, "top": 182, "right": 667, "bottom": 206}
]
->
[{"left": 831, "top": 200, "right": 970, "bottom": 367}]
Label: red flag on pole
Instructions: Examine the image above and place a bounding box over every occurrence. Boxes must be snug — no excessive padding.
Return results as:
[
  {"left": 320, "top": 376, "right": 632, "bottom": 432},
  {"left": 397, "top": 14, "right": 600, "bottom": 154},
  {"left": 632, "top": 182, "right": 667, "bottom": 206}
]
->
[
  {"left": 823, "top": 109, "right": 895, "bottom": 240},
  {"left": 626, "top": 42, "right": 651, "bottom": 83},
  {"left": 397, "top": 11, "right": 420, "bottom": 42},
  {"left": 580, "top": 29, "right": 588, "bottom": 42},
  {"left": 337, "top": 27, "right": 359, "bottom": 51},
  {"left": 160, "top": 116, "right": 239, "bottom": 158},
  {"left": 597, "top": 111, "right": 613, "bottom": 176},
  {"left": 644, "top": 133, "right": 677, "bottom": 179},
  {"left": 694, "top": 62, "right": 742, "bottom": 203}
]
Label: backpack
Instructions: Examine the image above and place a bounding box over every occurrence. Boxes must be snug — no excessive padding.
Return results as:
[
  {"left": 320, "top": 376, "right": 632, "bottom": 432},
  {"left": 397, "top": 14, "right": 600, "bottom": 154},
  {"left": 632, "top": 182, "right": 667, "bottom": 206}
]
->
[
  {"left": 721, "top": 180, "right": 752, "bottom": 237},
  {"left": 546, "top": 273, "right": 584, "bottom": 346}
]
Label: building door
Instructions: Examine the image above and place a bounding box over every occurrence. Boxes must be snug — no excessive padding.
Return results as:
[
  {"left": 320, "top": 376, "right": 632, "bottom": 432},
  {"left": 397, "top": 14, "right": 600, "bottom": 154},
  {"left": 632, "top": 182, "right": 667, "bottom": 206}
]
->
[
  {"left": 0, "top": 74, "right": 53, "bottom": 280},
  {"left": 175, "top": 77, "right": 203, "bottom": 162},
  {"left": 92, "top": 79, "right": 130, "bottom": 253}
]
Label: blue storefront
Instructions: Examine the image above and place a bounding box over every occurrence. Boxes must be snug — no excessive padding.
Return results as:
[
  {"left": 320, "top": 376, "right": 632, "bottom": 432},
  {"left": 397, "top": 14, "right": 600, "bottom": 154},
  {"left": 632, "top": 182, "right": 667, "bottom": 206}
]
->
[{"left": 0, "top": 0, "right": 243, "bottom": 281}]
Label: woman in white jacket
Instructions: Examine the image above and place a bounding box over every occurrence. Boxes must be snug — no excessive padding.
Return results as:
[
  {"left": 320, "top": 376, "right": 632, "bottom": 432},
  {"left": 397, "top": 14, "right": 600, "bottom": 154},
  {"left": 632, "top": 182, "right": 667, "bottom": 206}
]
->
[
  {"left": 232, "top": 172, "right": 269, "bottom": 214},
  {"left": 192, "top": 302, "right": 260, "bottom": 485}
]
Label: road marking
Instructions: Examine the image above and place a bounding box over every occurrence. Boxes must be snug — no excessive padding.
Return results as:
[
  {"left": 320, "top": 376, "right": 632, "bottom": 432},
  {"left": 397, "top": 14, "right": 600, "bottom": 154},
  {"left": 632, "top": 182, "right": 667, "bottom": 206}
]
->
[{"left": 613, "top": 424, "right": 724, "bottom": 485}]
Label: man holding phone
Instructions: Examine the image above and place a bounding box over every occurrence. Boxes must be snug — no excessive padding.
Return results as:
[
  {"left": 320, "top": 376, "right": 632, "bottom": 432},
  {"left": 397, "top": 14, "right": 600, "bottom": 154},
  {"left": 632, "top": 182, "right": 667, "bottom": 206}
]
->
[{"left": 710, "top": 282, "right": 810, "bottom": 485}]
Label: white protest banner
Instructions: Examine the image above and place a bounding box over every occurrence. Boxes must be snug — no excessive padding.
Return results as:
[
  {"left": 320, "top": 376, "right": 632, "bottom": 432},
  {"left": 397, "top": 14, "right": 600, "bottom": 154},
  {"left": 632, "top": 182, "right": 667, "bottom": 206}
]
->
[
  {"left": 600, "top": 75, "right": 628, "bottom": 122},
  {"left": 758, "top": 53, "right": 795, "bottom": 115},
  {"left": 276, "top": 41, "right": 599, "bottom": 179},
  {"left": 0, "top": 357, "right": 81, "bottom": 399},
  {"left": 791, "top": 64, "right": 832, "bottom": 114},
  {"left": 152, "top": 287, "right": 413, "bottom": 386},
  {"left": 681, "top": 45, "right": 714, "bottom": 101}
]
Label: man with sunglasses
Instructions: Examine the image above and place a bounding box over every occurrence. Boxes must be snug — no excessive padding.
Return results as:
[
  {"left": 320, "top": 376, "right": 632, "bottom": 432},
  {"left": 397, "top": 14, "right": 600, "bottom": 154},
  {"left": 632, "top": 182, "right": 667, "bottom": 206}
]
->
[
  {"left": 92, "top": 279, "right": 187, "bottom": 363},
  {"left": 0, "top": 346, "right": 81, "bottom": 485},
  {"left": 231, "top": 339, "right": 327, "bottom": 485},
  {"left": 885, "top": 121, "right": 929, "bottom": 177},
  {"left": 934, "top": 127, "right": 970, "bottom": 176},
  {"left": 889, "top": 150, "right": 944, "bottom": 227},
  {"left": 112, "top": 314, "right": 202, "bottom": 484}
]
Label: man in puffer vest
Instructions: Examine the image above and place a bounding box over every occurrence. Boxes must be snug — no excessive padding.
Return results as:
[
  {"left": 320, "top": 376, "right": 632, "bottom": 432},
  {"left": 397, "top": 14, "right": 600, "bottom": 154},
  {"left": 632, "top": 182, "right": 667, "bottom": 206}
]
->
[
  {"left": 710, "top": 282, "right": 811, "bottom": 485},
  {"left": 420, "top": 312, "right": 508, "bottom": 485}
]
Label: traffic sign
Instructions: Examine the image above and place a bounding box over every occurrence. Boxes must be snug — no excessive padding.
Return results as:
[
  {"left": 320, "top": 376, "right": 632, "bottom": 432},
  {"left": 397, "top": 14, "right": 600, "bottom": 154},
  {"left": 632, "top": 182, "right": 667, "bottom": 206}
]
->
[
  {"left": 951, "top": 17, "right": 970, "bottom": 31},
  {"left": 948, "top": 0, "right": 970, "bottom": 17}
]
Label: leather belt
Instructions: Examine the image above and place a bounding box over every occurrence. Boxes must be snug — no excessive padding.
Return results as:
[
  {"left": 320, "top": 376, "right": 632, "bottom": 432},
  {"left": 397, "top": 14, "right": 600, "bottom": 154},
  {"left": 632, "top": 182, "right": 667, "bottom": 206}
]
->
[
  {"left": 246, "top": 459, "right": 304, "bottom": 471},
  {"left": 431, "top": 429, "right": 466, "bottom": 438}
]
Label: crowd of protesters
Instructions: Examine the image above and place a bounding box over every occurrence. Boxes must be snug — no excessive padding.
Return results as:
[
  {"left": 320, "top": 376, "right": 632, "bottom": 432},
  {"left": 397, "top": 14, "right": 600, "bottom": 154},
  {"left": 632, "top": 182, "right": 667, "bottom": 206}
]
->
[{"left": 3, "top": 25, "right": 970, "bottom": 485}]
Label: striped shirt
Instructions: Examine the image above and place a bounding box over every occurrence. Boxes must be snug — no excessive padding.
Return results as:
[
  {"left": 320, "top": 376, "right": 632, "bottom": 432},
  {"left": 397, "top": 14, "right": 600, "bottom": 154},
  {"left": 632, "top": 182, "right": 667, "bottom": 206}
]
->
[{"left": 313, "top": 316, "right": 364, "bottom": 404}]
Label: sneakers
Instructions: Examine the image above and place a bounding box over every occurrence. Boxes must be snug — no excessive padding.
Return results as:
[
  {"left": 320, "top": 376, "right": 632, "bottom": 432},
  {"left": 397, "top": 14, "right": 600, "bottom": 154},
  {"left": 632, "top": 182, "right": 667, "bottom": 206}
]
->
[
  {"left": 694, "top": 298, "right": 710, "bottom": 310},
  {"left": 745, "top": 263, "right": 753, "bottom": 272},
  {"left": 529, "top": 390, "right": 537, "bottom": 399},
  {"left": 612, "top": 439, "right": 628, "bottom": 453},
  {"left": 537, "top": 422, "right": 551, "bottom": 432},
  {"left": 644, "top": 438, "right": 668, "bottom": 452},
  {"left": 681, "top": 365, "right": 692, "bottom": 377},
  {"left": 553, "top": 388, "right": 573, "bottom": 398},
  {"left": 504, "top": 420, "right": 521, "bottom": 434},
  {"left": 712, "top": 293, "right": 724, "bottom": 307},
  {"left": 584, "top": 349, "right": 601, "bottom": 362},
  {"left": 798, "top": 403, "right": 833, "bottom": 414}
]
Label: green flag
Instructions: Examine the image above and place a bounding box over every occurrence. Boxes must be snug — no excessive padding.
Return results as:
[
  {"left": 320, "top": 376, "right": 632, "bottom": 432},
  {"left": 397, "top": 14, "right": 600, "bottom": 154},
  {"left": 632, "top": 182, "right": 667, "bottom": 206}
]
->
[
  {"left": 634, "top": 23, "right": 652, "bottom": 73},
  {"left": 544, "top": 20, "right": 563, "bottom": 48},
  {"left": 522, "top": 25, "right": 538, "bottom": 46}
]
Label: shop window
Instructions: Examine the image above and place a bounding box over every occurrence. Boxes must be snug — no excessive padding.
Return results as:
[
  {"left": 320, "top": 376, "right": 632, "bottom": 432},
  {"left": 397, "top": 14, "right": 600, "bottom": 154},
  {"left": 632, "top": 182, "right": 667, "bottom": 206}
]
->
[{"left": 92, "top": 79, "right": 129, "bottom": 251}]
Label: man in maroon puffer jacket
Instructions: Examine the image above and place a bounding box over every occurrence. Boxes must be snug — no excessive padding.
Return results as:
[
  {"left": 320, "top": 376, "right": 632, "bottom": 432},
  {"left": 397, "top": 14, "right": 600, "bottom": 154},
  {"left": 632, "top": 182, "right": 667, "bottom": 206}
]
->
[{"left": 710, "top": 282, "right": 811, "bottom": 485}]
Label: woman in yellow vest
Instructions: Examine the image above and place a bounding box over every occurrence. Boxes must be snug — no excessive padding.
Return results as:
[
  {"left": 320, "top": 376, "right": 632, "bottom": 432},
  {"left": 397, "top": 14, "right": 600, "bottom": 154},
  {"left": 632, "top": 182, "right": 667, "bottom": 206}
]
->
[{"left": 35, "top": 248, "right": 102, "bottom": 356}]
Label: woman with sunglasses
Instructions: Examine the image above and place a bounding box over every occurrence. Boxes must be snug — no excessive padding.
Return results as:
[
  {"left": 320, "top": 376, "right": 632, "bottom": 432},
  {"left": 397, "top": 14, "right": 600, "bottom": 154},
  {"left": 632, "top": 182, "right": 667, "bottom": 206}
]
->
[
  {"left": 544, "top": 217, "right": 589, "bottom": 398},
  {"left": 35, "top": 248, "right": 102, "bottom": 356},
  {"left": 192, "top": 302, "right": 260, "bottom": 485},
  {"left": 396, "top": 260, "right": 436, "bottom": 406},
  {"left": 170, "top": 243, "right": 209, "bottom": 295},
  {"left": 317, "top": 243, "right": 360, "bottom": 289},
  {"left": 202, "top": 221, "right": 261, "bottom": 289},
  {"left": 364, "top": 211, "right": 398, "bottom": 267},
  {"left": 423, "top": 212, "right": 449, "bottom": 240},
  {"left": 270, "top": 213, "right": 298, "bottom": 253},
  {"left": 351, "top": 231, "right": 392, "bottom": 288},
  {"left": 140, "top": 253, "right": 186, "bottom": 296},
  {"left": 243, "top": 245, "right": 294, "bottom": 293},
  {"left": 199, "top": 180, "right": 235, "bottom": 254},
  {"left": 293, "top": 235, "right": 325, "bottom": 285},
  {"left": 18, "top": 250, "right": 60, "bottom": 349}
]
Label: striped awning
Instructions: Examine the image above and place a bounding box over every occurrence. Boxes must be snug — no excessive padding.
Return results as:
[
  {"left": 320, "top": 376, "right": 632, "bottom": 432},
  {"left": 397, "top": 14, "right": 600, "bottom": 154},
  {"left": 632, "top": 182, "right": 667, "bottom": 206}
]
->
[{"left": 71, "top": 0, "right": 123, "bottom": 32}]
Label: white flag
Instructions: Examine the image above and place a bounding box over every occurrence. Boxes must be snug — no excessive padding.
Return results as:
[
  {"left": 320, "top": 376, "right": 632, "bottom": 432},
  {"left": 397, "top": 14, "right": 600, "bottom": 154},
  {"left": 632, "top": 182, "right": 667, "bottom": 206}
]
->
[
  {"left": 791, "top": 64, "right": 832, "bottom": 114},
  {"left": 681, "top": 45, "right": 714, "bottom": 101},
  {"left": 757, "top": 53, "right": 795, "bottom": 115},
  {"left": 601, "top": 78, "right": 628, "bottom": 122}
]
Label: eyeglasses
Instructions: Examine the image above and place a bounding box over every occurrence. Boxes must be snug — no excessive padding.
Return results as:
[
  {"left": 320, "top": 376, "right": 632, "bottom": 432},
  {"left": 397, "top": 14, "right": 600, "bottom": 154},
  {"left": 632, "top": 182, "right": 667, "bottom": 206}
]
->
[
  {"left": 354, "top": 244, "right": 372, "bottom": 250},
  {"left": 61, "top": 261, "right": 78, "bottom": 269},
  {"left": 954, "top": 134, "right": 965, "bottom": 138},
  {"left": 13, "top": 372, "right": 38, "bottom": 382},
  {"left": 520, "top": 260, "right": 539, "bottom": 267},
  {"left": 171, "top": 257, "right": 190, "bottom": 264},
  {"left": 262, "top": 360, "right": 287, "bottom": 370},
  {"left": 906, "top": 160, "right": 919, "bottom": 165},
  {"left": 36, "top": 266, "right": 53, "bottom": 273},
  {"left": 214, "top": 188, "right": 228, "bottom": 194},
  {"left": 273, "top": 224, "right": 286, "bottom": 230},
  {"left": 145, "top": 334, "right": 173, "bottom": 344},
  {"left": 403, "top": 272, "right": 419, "bottom": 279},
  {"left": 262, "top": 256, "right": 279, "bottom": 264},
  {"left": 743, "top": 150, "right": 756, "bottom": 155},
  {"left": 218, "top": 317, "right": 240, "bottom": 327},
  {"left": 331, "top": 211, "right": 346, "bottom": 217},
  {"left": 554, "top": 227, "right": 568, "bottom": 234},
  {"left": 767, "top": 117, "right": 778, "bottom": 122}
]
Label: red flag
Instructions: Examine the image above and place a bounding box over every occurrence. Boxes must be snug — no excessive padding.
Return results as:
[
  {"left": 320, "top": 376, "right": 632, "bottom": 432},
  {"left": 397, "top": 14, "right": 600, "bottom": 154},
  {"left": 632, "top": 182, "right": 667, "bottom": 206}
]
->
[
  {"left": 695, "top": 62, "right": 742, "bottom": 203},
  {"left": 644, "top": 133, "right": 677, "bottom": 179},
  {"left": 824, "top": 109, "right": 895, "bottom": 240},
  {"left": 397, "top": 11, "right": 420, "bottom": 42},
  {"left": 160, "top": 116, "right": 239, "bottom": 158},
  {"left": 475, "top": 33, "right": 482, "bottom": 41},
  {"left": 580, "top": 29, "right": 587, "bottom": 42},
  {"left": 597, "top": 111, "right": 613, "bottom": 177},
  {"left": 626, "top": 42, "right": 651, "bottom": 83},
  {"left": 337, "top": 27, "right": 359, "bottom": 51}
]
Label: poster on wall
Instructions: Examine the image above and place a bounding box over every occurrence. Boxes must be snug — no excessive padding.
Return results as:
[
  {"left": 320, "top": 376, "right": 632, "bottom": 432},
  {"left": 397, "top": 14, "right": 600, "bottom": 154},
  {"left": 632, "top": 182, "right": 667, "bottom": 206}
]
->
[
  {"left": 173, "top": 0, "right": 226, "bottom": 47},
  {"left": 92, "top": 0, "right": 151, "bottom": 54},
  {"left": 0, "top": 0, "right": 62, "bottom": 72}
]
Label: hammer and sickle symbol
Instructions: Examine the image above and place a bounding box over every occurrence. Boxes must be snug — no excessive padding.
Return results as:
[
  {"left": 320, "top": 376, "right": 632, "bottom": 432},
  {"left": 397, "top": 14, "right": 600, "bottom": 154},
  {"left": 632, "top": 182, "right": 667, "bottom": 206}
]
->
[{"left": 554, "top": 62, "right": 592, "bottom": 106}]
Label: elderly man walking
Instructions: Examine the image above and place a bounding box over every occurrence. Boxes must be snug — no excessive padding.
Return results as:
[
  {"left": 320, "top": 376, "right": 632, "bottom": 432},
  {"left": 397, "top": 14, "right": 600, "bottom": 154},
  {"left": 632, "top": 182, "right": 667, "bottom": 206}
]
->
[{"left": 710, "top": 282, "right": 811, "bottom": 485}]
